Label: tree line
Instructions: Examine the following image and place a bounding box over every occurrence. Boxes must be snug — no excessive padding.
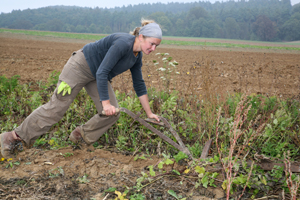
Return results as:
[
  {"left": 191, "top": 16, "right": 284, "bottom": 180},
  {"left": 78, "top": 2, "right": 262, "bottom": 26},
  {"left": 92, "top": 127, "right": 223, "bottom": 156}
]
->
[{"left": 0, "top": 0, "right": 299, "bottom": 41}]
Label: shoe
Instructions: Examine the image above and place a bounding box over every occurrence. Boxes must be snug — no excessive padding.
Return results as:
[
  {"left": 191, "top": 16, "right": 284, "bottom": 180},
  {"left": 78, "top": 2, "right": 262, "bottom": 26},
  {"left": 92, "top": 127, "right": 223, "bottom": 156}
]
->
[
  {"left": 69, "top": 127, "right": 83, "bottom": 143},
  {"left": 0, "top": 131, "right": 18, "bottom": 158}
]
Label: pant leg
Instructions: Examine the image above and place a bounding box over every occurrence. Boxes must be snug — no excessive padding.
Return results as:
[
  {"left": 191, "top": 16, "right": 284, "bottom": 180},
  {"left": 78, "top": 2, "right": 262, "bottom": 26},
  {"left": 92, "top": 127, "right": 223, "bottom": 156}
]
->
[
  {"left": 80, "top": 80, "right": 120, "bottom": 144},
  {"left": 15, "top": 50, "right": 94, "bottom": 145}
]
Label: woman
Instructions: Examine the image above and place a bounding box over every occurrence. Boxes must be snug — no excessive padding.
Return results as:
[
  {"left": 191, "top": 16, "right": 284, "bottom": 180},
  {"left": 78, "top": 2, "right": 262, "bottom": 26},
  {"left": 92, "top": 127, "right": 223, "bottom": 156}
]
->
[{"left": 1, "top": 20, "right": 162, "bottom": 158}]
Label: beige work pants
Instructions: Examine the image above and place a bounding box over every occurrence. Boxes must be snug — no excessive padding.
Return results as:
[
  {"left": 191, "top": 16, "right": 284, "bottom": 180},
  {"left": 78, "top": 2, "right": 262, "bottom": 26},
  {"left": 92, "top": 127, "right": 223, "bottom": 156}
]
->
[{"left": 15, "top": 50, "right": 119, "bottom": 146}]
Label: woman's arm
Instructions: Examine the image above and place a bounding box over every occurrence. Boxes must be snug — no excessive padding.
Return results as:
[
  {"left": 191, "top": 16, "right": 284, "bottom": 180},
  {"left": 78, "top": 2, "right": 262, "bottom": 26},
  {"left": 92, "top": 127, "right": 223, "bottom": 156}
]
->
[{"left": 139, "top": 94, "right": 160, "bottom": 122}]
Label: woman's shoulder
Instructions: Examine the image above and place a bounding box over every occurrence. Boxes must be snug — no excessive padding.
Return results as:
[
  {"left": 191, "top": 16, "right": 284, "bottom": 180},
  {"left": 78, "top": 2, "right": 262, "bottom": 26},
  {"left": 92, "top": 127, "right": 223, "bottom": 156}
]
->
[
  {"left": 110, "top": 33, "right": 135, "bottom": 45},
  {"left": 110, "top": 32, "right": 134, "bottom": 38}
]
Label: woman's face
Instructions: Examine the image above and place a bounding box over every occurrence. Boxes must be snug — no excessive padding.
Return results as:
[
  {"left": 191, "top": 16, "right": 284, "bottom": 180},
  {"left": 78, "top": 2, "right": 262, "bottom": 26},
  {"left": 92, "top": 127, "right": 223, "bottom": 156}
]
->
[{"left": 139, "top": 35, "right": 161, "bottom": 55}]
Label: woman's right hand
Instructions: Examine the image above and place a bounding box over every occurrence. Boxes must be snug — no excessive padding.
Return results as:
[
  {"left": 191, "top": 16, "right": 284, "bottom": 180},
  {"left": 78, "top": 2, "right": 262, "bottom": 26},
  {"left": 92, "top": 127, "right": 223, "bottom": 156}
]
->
[{"left": 102, "top": 100, "right": 117, "bottom": 116}]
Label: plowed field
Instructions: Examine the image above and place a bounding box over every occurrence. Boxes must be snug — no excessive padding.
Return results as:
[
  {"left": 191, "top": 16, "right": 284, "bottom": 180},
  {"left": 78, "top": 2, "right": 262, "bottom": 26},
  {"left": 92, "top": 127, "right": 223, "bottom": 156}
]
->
[{"left": 0, "top": 32, "right": 299, "bottom": 199}]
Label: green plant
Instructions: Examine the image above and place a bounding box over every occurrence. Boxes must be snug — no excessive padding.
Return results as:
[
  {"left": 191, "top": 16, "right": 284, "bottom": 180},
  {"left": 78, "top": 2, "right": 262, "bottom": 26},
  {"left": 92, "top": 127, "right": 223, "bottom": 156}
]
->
[
  {"left": 116, "top": 135, "right": 128, "bottom": 151},
  {"left": 167, "top": 190, "right": 186, "bottom": 200},
  {"left": 114, "top": 190, "right": 129, "bottom": 200},
  {"left": 16, "top": 179, "right": 26, "bottom": 186},
  {"left": 0, "top": 75, "right": 20, "bottom": 95},
  {"left": 33, "top": 137, "right": 48, "bottom": 147},
  {"left": 186, "top": 141, "right": 202, "bottom": 158},
  {"left": 194, "top": 165, "right": 219, "bottom": 188},
  {"left": 48, "top": 137, "right": 70, "bottom": 149},
  {"left": 104, "top": 187, "right": 117, "bottom": 193},
  {"left": 49, "top": 166, "right": 64, "bottom": 178},
  {"left": 216, "top": 94, "right": 266, "bottom": 199},
  {"left": 173, "top": 151, "right": 188, "bottom": 163},
  {"left": 130, "top": 193, "right": 145, "bottom": 200},
  {"left": 5, "top": 159, "right": 20, "bottom": 169},
  {"left": 261, "top": 108, "right": 297, "bottom": 158},
  {"left": 76, "top": 174, "right": 89, "bottom": 183},
  {"left": 157, "top": 153, "right": 174, "bottom": 170},
  {"left": 284, "top": 152, "right": 300, "bottom": 200},
  {"left": 60, "top": 152, "right": 74, "bottom": 157},
  {"left": 134, "top": 154, "right": 147, "bottom": 161}
]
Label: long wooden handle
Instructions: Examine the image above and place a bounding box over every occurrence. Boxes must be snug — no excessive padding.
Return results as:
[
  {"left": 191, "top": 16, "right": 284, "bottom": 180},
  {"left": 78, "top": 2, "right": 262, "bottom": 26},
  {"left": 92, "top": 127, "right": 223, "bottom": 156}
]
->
[{"left": 101, "top": 107, "right": 120, "bottom": 115}]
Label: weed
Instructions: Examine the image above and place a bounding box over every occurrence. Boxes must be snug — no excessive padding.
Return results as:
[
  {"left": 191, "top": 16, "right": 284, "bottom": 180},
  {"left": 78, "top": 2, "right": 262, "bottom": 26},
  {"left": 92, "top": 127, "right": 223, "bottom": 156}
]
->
[
  {"left": 104, "top": 187, "right": 117, "bottom": 193},
  {"left": 130, "top": 193, "right": 145, "bottom": 200},
  {"left": 284, "top": 151, "right": 300, "bottom": 199},
  {"left": 76, "top": 174, "right": 89, "bottom": 183},
  {"left": 49, "top": 166, "right": 64, "bottom": 178},
  {"left": 116, "top": 135, "right": 129, "bottom": 151},
  {"left": 173, "top": 151, "right": 188, "bottom": 163},
  {"left": 0, "top": 75, "right": 20, "bottom": 95},
  {"left": 216, "top": 94, "right": 266, "bottom": 199},
  {"left": 59, "top": 152, "right": 73, "bottom": 157},
  {"left": 16, "top": 179, "right": 26, "bottom": 186},
  {"left": 168, "top": 190, "right": 186, "bottom": 200},
  {"left": 134, "top": 154, "right": 147, "bottom": 161},
  {"left": 5, "top": 158, "right": 20, "bottom": 169},
  {"left": 114, "top": 190, "right": 129, "bottom": 200}
]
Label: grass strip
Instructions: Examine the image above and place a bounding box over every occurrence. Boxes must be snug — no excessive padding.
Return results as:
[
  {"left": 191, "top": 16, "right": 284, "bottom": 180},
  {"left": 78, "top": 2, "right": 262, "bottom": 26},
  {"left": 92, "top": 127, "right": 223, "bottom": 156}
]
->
[
  {"left": 161, "top": 39, "right": 300, "bottom": 51},
  {"left": 0, "top": 28, "right": 106, "bottom": 41},
  {"left": 1, "top": 28, "right": 299, "bottom": 51}
]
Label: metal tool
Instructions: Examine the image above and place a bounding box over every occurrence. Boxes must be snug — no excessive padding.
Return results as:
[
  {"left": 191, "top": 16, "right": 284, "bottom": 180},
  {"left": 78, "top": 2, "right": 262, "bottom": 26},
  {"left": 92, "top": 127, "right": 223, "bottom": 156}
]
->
[{"left": 102, "top": 107, "right": 194, "bottom": 159}]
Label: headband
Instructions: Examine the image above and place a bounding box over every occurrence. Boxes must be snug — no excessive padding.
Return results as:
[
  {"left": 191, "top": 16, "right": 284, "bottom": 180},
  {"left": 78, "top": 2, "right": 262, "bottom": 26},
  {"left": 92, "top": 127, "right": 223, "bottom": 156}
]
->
[{"left": 139, "top": 23, "right": 162, "bottom": 40}]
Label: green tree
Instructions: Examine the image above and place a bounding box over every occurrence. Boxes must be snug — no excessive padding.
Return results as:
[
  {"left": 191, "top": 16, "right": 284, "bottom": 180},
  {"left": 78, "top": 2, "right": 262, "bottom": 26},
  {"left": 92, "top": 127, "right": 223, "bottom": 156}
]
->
[
  {"left": 63, "top": 24, "right": 75, "bottom": 32},
  {"left": 281, "top": 13, "right": 300, "bottom": 41},
  {"left": 187, "top": 6, "right": 209, "bottom": 20},
  {"left": 148, "top": 12, "right": 173, "bottom": 35},
  {"left": 47, "top": 19, "right": 63, "bottom": 32},
  {"left": 9, "top": 19, "right": 33, "bottom": 29},
  {"left": 213, "top": 24, "right": 224, "bottom": 38},
  {"left": 175, "top": 18, "right": 185, "bottom": 36},
  {"left": 292, "top": 4, "right": 300, "bottom": 14},
  {"left": 103, "top": 25, "right": 112, "bottom": 34},
  {"left": 89, "top": 23, "right": 99, "bottom": 33},
  {"left": 224, "top": 17, "right": 239, "bottom": 39},
  {"left": 33, "top": 23, "right": 47, "bottom": 31},
  {"left": 75, "top": 25, "right": 86, "bottom": 33},
  {"left": 252, "top": 15, "right": 276, "bottom": 41}
]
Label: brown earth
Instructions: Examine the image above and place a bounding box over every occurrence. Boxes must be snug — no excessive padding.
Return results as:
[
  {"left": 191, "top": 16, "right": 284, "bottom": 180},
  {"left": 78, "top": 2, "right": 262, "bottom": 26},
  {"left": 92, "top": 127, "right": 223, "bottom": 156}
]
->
[
  {"left": 0, "top": 32, "right": 300, "bottom": 199},
  {"left": 1, "top": 32, "right": 299, "bottom": 99}
]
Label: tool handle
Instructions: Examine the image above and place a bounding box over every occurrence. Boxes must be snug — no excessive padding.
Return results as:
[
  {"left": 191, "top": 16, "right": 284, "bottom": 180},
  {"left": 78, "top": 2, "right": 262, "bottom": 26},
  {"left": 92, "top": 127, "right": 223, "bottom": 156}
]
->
[
  {"left": 144, "top": 118, "right": 165, "bottom": 126},
  {"left": 101, "top": 107, "right": 120, "bottom": 116}
]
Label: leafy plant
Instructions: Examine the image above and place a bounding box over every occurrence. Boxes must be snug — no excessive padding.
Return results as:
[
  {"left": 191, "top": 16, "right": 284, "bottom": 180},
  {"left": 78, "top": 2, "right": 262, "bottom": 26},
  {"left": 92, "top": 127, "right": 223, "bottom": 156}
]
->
[
  {"left": 60, "top": 152, "right": 74, "bottom": 157},
  {"left": 157, "top": 153, "right": 174, "bottom": 170},
  {"left": 5, "top": 159, "right": 20, "bottom": 169},
  {"left": 49, "top": 166, "right": 64, "bottom": 178},
  {"left": 116, "top": 135, "right": 128, "bottom": 151},
  {"left": 173, "top": 151, "right": 188, "bottom": 163},
  {"left": 114, "top": 190, "right": 128, "bottom": 200},
  {"left": 104, "top": 187, "right": 117, "bottom": 193},
  {"left": 129, "top": 193, "right": 145, "bottom": 200},
  {"left": 168, "top": 190, "right": 186, "bottom": 200},
  {"left": 0, "top": 75, "right": 20, "bottom": 95},
  {"left": 76, "top": 174, "right": 89, "bottom": 183},
  {"left": 216, "top": 94, "right": 266, "bottom": 199},
  {"left": 134, "top": 154, "right": 147, "bottom": 161}
]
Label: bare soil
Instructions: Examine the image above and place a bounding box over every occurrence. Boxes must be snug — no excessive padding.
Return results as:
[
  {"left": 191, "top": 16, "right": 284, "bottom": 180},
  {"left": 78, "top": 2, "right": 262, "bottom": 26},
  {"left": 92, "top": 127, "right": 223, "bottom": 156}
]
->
[{"left": 0, "top": 33, "right": 300, "bottom": 199}]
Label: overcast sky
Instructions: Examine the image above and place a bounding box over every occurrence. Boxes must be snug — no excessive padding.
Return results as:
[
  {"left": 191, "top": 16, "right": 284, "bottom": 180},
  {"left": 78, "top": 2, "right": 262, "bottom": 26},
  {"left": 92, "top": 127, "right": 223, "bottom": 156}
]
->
[{"left": 1, "top": 0, "right": 299, "bottom": 13}]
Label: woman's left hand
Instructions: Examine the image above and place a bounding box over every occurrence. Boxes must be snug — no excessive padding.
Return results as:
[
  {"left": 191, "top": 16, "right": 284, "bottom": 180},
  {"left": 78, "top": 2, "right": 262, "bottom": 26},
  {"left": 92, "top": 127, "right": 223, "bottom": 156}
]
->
[{"left": 147, "top": 113, "right": 160, "bottom": 122}]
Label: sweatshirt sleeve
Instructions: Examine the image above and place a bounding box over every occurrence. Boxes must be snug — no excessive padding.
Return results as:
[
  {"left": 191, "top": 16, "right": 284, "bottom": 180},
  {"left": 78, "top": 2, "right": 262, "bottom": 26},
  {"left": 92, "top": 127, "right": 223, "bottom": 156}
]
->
[
  {"left": 130, "top": 59, "right": 147, "bottom": 97},
  {"left": 96, "top": 42, "right": 126, "bottom": 101}
]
